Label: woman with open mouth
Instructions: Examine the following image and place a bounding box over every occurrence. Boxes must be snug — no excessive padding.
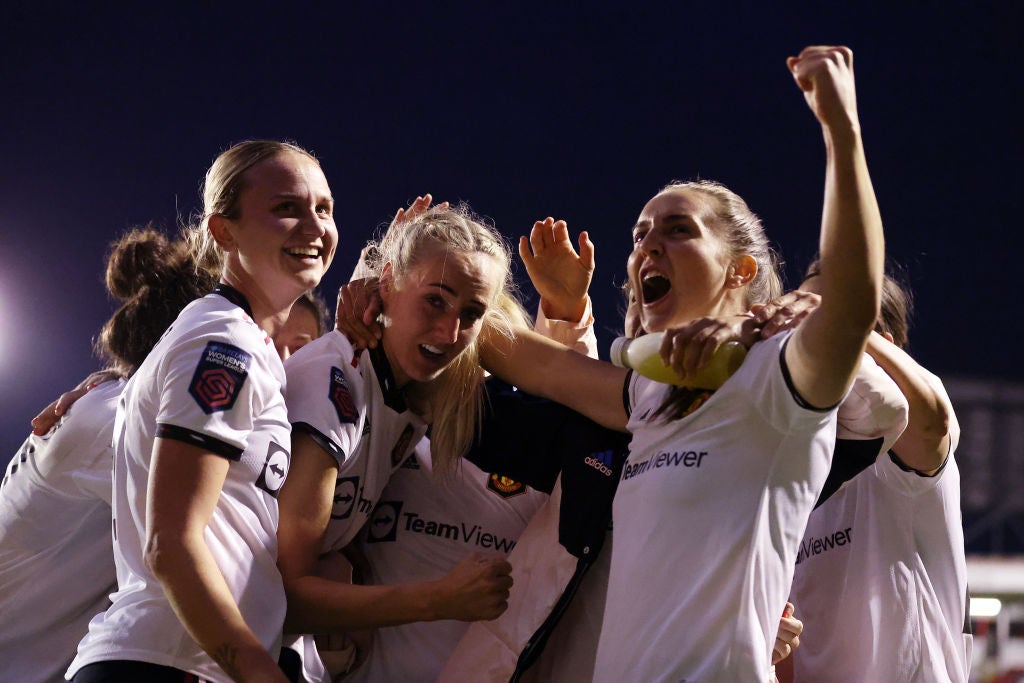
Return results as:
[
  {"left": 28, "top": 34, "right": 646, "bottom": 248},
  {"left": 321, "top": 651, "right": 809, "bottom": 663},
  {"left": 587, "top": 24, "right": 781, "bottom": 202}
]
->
[
  {"left": 69, "top": 140, "right": 338, "bottom": 683},
  {"left": 477, "top": 44, "right": 886, "bottom": 682},
  {"left": 276, "top": 200, "right": 525, "bottom": 683}
]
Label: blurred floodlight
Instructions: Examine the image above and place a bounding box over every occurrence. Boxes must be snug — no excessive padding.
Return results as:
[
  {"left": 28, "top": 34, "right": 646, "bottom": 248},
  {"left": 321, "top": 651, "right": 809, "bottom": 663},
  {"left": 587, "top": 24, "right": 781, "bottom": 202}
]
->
[{"left": 970, "top": 597, "right": 1002, "bottom": 618}]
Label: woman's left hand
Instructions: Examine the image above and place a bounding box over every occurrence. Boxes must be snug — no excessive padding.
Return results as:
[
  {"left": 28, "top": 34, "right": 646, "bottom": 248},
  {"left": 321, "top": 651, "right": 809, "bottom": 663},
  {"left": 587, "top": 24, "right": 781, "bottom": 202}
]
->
[
  {"left": 519, "top": 217, "right": 594, "bottom": 323},
  {"left": 750, "top": 290, "right": 821, "bottom": 340}
]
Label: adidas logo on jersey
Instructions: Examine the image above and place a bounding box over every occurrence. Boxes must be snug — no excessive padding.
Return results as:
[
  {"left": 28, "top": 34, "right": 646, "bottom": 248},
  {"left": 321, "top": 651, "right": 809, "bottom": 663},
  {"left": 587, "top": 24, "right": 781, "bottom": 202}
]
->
[{"left": 584, "top": 450, "right": 616, "bottom": 476}]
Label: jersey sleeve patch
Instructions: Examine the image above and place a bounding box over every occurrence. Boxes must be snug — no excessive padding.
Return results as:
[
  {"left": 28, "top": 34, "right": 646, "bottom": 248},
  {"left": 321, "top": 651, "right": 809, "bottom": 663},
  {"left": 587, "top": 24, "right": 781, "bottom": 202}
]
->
[
  {"left": 330, "top": 366, "right": 359, "bottom": 425},
  {"left": 188, "top": 341, "right": 252, "bottom": 414},
  {"left": 487, "top": 473, "right": 526, "bottom": 499}
]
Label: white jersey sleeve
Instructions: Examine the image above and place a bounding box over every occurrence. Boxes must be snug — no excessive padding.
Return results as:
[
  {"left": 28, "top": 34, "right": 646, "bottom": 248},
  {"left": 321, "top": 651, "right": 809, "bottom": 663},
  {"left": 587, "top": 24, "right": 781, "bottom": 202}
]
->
[
  {"left": 837, "top": 353, "right": 909, "bottom": 452},
  {"left": 284, "top": 330, "right": 366, "bottom": 466}
]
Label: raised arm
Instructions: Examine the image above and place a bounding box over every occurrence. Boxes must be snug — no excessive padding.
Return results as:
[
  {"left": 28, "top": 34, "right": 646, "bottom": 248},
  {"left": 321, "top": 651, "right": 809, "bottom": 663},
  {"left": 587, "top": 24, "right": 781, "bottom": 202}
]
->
[
  {"left": 864, "top": 332, "right": 954, "bottom": 474},
  {"left": 784, "top": 46, "right": 885, "bottom": 408},
  {"left": 520, "top": 217, "right": 598, "bottom": 356}
]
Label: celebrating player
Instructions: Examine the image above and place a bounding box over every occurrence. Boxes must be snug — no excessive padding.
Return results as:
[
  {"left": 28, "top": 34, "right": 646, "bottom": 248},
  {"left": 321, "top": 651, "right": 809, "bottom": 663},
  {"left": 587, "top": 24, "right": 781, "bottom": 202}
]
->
[
  {"left": 477, "top": 45, "right": 885, "bottom": 680},
  {"left": 276, "top": 201, "right": 522, "bottom": 683},
  {"left": 69, "top": 140, "right": 337, "bottom": 683}
]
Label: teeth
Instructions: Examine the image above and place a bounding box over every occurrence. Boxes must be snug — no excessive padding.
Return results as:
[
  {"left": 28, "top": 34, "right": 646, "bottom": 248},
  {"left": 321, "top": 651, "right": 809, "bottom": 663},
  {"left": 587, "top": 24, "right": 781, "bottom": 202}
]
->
[
  {"left": 421, "top": 344, "right": 442, "bottom": 355},
  {"left": 642, "top": 270, "right": 665, "bottom": 282},
  {"left": 287, "top": 247, "right": 320, "bottom": 258}
]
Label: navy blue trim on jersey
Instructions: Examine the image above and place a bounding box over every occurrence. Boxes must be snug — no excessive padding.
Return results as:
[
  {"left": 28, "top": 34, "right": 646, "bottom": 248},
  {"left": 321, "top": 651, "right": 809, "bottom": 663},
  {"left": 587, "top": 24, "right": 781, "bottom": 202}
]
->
[
  {"left": 156, "top": 424, "right": 243, "bottom": 460},
  {"left": 292, "top": 421, "right": 346, "bottom": 467},
  {"left": 467, "top": 378, "right": 630, "bottom": 681},
  {"left": 369, "top": 345, "right": 408, "bottom": 412},
  {"left": 814, "top": 437, "right": 884, "bottom": 509},
  {"left": 888, "top": 448, "right": 949, "bottom": 478},
  {"left": 466, "top": 379, "right": 629, "bottom": 558},
  {"left": 779, "top": 336, "right": 841, "bottom": 412},
  {"left": 212, "top": 283, "right": 255, "bottom": 319},
  {"left": 511, "top": 558, "right": 593, "bottom": 682}
]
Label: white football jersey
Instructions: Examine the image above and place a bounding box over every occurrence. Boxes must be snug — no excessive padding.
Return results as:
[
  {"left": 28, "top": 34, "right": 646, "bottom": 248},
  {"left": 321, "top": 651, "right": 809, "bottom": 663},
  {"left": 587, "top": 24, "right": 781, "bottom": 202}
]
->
[
  {"left": 0, "top": 380, "right": 122, "bottom": 682},
  {"left": 344, "top": 440, "right": 546, "bottom": 683},
  {"left": 594, "top": 331, "right": 836, "bottom": 683},
  {"left": 283, "top": 330, "right": 429, "bottom": 683},
  {"left": 791, "top": 371, "right": 972, "bottom": 682},
  {"left": 69, "top": 290, "right": 291, "bottom": 683}
]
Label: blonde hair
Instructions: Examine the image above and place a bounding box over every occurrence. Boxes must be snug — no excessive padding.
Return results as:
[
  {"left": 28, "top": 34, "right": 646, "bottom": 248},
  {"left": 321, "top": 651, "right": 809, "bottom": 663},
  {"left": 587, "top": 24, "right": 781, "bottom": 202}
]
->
[
  {"left": 369, "top": 203, "right": 524, "bottom": 474},
  {"left": 660, "top": 180, "right": 783, "bottom": 307},
  {"left": 183, "top": 140, "right": 320, "bottom": 279}
]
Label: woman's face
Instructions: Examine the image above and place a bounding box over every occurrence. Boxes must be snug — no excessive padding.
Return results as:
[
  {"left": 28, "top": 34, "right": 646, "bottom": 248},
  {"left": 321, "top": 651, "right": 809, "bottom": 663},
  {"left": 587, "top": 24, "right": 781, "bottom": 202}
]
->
[
  {"left": 380, "top": 243, "right": 501, "bottom": 387},
  {"left": 627, "top": 188, "right": 735, "bottom": 333},
  {"left": 226, "top": 152, "right": 337, "bottom": 308}
]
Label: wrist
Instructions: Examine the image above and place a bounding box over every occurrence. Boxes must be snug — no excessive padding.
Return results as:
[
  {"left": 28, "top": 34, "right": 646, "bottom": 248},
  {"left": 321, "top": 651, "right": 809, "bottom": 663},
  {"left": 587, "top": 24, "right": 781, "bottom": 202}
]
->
[{"left": 539, "top": 296, "right": 589, "bottom": 324}]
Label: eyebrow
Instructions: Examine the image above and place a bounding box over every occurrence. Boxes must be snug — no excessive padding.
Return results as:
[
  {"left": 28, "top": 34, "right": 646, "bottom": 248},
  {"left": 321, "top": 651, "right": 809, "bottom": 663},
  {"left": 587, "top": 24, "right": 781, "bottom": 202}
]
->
[
  {"left": 428, "top": 281, "right": 488, "bottom": 309},
  {"left": 633, "top": 214, "right": 694, "bottom": 230},
  {"left": 270, "top": 192, "right": 334, "bottom": 204}
]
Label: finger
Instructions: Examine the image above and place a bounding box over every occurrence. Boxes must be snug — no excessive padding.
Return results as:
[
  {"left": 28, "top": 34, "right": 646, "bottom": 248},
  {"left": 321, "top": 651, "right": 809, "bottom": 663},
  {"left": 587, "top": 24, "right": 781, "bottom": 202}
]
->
[
  {"left": 577, "top": 231, "right": 596, "bottom": 271},
  {"left": 528, "top": 221, "right": 546, "bottom": 256},
  {"left": 783, "top": 601, "right": 795, "bottom": 618},
  {"left": 551, "top": 220, "right": 572, "bottom": 248},
  {"left": 55, "top": 387, "right": 87, "bottom": 416},
  {"left": 31, "top": 399, "right": 60, "bottom": 435},
  {"left": 518, "top": 235, "right": 534, "bottom": 267}
]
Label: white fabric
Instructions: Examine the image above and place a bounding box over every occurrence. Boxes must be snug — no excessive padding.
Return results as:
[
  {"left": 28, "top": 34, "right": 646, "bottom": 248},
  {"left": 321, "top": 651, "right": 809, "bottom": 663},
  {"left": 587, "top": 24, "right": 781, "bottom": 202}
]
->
[
  {"left": 0, "top": 380, "right": 122, "bottom": 683},
  {"left": 835, "top": 353, "right": 910, "bottom": 446},
  {"left": 594, "top": 331, "right": 836, "bottom": 683},
  {"left": 346, "top": 440, "right": 546, "bottom": 683},
  {"left": 69, "top": 293, "right": 291, "bottom": 683},
  {"left": 283, "top": 330, "right": 429, "bottom": 683},
  {"left": 791, "top": 371, "right": 972, "bottom": 682}
]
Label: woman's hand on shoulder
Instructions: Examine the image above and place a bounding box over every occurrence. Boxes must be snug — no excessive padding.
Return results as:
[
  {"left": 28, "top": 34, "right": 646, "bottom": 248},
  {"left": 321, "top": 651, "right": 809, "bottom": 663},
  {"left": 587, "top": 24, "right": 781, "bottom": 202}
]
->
[
  {"left": 750, "top": 290, "right": 822, "bottom": 340},
  {"left": 519, "top": 217, "right": 594, "bottom": 323},
  {"left": 31, "top": 367, "right": 123, "bottom": 435}
]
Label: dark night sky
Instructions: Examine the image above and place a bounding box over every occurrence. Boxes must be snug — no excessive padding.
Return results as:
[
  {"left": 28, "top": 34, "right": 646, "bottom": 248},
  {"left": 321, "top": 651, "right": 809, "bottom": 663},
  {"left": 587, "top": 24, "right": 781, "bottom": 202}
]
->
[{"left": 1, "top": 2, "right": 1020, "bottom": 459}]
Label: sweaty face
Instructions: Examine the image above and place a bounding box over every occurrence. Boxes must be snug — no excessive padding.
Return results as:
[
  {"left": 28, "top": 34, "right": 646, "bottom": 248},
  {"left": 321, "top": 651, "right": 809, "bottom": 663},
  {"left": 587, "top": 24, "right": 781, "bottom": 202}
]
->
[
  {"left": 274, "top": 302, "right": 321, "bottom": 360},
  {"left": 225, "top": 152, "right": 338, "bottom": 311},
  {"left": 380, "top": 244, "right": 501, "bottom": 387},
  {"left": 627, "top": 189, "right": 735, "bottom": 333}
]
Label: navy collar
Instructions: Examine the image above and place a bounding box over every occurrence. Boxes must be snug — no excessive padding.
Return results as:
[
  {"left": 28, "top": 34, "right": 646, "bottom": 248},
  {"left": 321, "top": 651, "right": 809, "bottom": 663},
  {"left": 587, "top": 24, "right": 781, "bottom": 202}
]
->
[
  {"left": 212, "top": 283, "right": 255, "bottom": 320},
  {"left": 369, "top": 345, "right": 409, "bottom": 412}
]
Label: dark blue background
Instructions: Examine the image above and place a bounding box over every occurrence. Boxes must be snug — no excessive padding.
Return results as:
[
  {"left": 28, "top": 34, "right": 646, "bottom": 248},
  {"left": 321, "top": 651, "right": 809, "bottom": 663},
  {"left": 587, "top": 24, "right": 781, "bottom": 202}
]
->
[{"left": 1, "top": 2, "right": 1019, "bottom": 459}]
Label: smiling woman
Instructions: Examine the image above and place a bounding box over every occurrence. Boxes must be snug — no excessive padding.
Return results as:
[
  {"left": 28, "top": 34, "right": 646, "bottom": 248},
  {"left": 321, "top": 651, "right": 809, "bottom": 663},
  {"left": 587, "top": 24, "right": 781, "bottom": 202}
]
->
[
  {"left": 275, "top": 201, "right": 526, "bottom": 683},
  {"left": 68, "top": 140, "right": 337, "bottom": 683}
]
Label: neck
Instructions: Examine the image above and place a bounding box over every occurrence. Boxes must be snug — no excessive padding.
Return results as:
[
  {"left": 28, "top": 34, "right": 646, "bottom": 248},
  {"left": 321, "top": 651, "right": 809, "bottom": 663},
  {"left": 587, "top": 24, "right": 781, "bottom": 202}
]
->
[{"left": 219, "top": 269, "right": 292, "bottom": 337}]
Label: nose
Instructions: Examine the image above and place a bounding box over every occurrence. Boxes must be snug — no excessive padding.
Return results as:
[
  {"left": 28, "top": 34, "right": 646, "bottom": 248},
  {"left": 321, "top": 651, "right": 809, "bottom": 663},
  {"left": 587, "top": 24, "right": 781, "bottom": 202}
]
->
[
  {"left": 299, "top": 207, "right": 328, "bottom": 237},
  {"left": 636, "top": 230, "right": 663, "bottom": 256},
  {"left": 434, "top": 310, "right": 461, "bottom": 345}
]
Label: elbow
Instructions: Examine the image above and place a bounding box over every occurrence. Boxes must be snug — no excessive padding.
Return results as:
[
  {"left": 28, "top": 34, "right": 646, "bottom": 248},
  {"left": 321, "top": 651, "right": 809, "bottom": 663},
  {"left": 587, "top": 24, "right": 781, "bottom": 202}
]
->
[{"left": 143, "top": 531, "right": 174, "bottom": 580}]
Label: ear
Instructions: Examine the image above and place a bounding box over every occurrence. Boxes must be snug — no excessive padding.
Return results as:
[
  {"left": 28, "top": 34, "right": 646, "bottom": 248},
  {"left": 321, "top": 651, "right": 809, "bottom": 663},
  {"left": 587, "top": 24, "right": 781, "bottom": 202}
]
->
[
  {"left": 208, "top": 214, "right": 238, "bottom": 252},
  {"left": 727, "top": 254, "right": 758, "bottom": 289},
  {"left": 378, "top": 262, "right": 396, "bottom": 305}
]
